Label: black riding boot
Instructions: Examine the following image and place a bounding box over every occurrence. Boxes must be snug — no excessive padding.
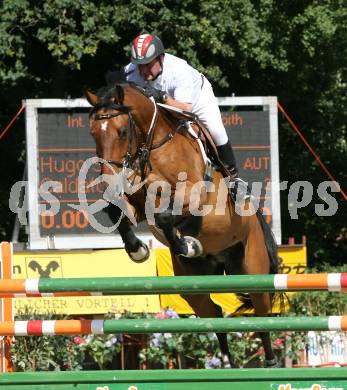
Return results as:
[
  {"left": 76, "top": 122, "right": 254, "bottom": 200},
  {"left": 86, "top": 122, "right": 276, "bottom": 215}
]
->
[{"left": 216, "top": 142, "right": 250, "bottom": 200}]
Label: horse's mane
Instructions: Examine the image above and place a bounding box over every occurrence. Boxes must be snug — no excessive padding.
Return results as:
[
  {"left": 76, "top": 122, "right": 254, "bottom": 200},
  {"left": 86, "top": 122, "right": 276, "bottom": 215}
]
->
[
  {"left": 90, "top": 82, "right": 180, "bottom": 128},
  {"left": 89, "top": 85, "right": 130, "bottom": 116}
]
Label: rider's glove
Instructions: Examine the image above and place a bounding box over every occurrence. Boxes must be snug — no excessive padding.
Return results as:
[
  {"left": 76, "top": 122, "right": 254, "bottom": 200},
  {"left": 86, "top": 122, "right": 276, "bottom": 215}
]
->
[{"left": 143, "top": 86, "right": 168, "bottom": 103}]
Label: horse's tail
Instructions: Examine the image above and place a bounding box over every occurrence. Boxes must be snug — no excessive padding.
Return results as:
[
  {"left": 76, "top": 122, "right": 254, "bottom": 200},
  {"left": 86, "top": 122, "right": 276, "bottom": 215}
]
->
[
  {"left": 256, "top": 210, "right": 288, "bottom": 314},
  {"left": 255, "top": 210, "right": 279, "bottom": 275},
  {"left": 232, "top": 210, "right": 287, "bottom": 315}
]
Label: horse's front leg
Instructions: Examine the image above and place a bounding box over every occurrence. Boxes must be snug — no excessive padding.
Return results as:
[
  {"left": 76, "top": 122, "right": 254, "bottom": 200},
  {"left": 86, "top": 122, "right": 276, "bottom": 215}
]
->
[
  {"left": 119, "top": 218, "right": 150, "bottom": 262},
  {"left": 154, "top": 208, "right": 203, "bottom": 257},
  {"left": 106, "top": 204, "right": 150, "bottom": 263}
]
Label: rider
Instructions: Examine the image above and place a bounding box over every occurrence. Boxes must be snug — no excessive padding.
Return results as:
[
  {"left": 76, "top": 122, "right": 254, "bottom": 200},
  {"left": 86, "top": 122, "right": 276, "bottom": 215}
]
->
[{"left": 124, "top": 32, "right": 248, "bottom": 197}]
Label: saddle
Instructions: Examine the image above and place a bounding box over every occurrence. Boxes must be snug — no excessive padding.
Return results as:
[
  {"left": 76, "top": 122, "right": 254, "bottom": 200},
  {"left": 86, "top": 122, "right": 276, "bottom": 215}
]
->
[{"left": 157, "top": 103, "right": 232, "bottom": 180}]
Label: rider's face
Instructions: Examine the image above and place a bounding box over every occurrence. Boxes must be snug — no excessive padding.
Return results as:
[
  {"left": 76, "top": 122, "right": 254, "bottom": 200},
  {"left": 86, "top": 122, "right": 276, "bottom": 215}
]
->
[{"left": 138, "top": 57, "right": 162, "bottom": 81}]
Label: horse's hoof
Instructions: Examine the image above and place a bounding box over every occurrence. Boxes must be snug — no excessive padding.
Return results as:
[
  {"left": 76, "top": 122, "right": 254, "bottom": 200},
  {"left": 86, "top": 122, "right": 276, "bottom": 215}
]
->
[
  {"left": 181, "top": 236, "right": 203, "bottom": 258},
  {"left": 127, "top": 242, "right": 150, "bottom": 263},
  {"left": 265, "top": 357, "right": 282, "bottom": 368},
  {"left": 221, "top": 355, "right": 237, "bottom": 369},
  {"left": 223, "top": 362, "right": 238, "bottom": 369}
]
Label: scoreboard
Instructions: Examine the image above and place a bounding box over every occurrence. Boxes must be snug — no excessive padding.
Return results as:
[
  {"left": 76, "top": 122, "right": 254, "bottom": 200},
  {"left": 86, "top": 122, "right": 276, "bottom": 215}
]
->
[
  {"left": 25, "top": 97, "right": 281, "bottom": 249},
  {"left": 219, "top": 96, "right": 281, "bottom": 241}
]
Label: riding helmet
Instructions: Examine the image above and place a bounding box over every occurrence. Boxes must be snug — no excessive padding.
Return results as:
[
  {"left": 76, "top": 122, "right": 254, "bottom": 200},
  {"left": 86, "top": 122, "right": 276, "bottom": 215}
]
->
[{"left": 131, "top": 33, "right": 165, "bottom": 65}]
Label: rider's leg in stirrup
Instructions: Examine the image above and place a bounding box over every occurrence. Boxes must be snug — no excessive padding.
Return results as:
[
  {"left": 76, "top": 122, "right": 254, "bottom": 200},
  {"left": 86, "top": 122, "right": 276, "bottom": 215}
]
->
[
  {"left": 190, "top": 76, "right": 250, "bottom": 201},
  {"left": 216, "top": 141, "right": 251, "bottom": 201}
]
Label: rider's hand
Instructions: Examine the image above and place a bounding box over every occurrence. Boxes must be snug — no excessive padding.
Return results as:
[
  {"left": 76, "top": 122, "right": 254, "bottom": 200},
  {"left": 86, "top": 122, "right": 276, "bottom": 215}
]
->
[{"left": 143, "top": 86, "right": 167, "bottom": 103}]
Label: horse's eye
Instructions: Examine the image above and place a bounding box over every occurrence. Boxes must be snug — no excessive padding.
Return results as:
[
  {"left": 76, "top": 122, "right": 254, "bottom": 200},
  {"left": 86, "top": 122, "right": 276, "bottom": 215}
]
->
[{"left": 119, "top": 127, "right": 127, "bottom": 140}]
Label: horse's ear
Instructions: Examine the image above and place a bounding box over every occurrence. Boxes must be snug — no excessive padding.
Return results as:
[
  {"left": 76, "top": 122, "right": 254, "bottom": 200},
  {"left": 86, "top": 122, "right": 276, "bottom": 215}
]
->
[
  {"left": 114, "top": 85, "right": 124, "bottom": 104},
  {"left": 85, "top": 90, "right": 98, "bottom": 106}
]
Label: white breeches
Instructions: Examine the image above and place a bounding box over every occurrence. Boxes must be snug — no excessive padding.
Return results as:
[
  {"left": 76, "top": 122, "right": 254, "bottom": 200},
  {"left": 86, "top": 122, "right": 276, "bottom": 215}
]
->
[{"left": 192, "top": 78, "right": 229, "bottom": 146}]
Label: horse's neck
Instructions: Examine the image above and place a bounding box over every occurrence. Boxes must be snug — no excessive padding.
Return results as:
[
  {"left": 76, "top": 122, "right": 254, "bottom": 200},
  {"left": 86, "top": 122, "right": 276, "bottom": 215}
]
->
[
  {"left": 125, "top": 88, "right": 205, "bottom": 182},
  {"left": 134, "top": 103, "right": 172, "bottom": 143},
  {"left": 123, "top": 88, "right": 154, "bottom": 133}
]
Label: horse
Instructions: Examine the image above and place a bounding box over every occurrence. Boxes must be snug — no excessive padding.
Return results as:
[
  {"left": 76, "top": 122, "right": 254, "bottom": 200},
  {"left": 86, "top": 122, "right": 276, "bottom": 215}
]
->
[{"left": 85, "top": 83, "right": 282, "bottom": 368}]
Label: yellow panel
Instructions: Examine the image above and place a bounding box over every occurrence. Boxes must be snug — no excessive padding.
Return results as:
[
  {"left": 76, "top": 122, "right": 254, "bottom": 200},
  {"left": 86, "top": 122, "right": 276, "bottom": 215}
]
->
[
  {"left": 13, "top": 249, "right": 160, "bottom": 315},
  {"left": 277, "top": 245, "right": 307, "bottom": 274},
  {"left": 14, "top": 249, "right": 157, "bottom": 278},
  {"left": 14, "top": 295, "right": 156, "bottom": 315}
]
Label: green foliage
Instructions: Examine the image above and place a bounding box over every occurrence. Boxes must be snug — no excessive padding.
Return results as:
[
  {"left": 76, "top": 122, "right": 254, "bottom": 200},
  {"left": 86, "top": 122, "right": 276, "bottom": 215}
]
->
[
  {"left": 274, "top": 1, "right": 346, "bottom": 265},
  {"left": 138, "top": 310, "right": 283, "bottom": 368},
  {"left": 76, "top": 312, "right": 150, "bottom": 369},
  {"left": 10, "top": 311, "right": 84, "bottom": 371},
  {"left": 10, "top": 310, "right": 148, "bottom": 371},
  {"left": 77, "top": 334, "right": 121, "bottom": 370},
  {"left": 11, "top": 333, "right": 84, "bottom": 371},
  {"left": 285, "top": 264, "right": 347, "bottom": 362},
  {"left": 0, "top": 0, "right": 120, "bottom": 82},
  {"left": 289, "top": 264, "right": 347, "bottom": 316}
]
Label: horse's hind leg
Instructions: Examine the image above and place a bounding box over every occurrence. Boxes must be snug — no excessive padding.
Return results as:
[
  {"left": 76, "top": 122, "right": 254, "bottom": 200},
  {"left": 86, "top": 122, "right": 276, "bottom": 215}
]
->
[
  {"left": 248, "top": 292, "right": 280, "bottom": 367},
  {"left": 155, "top": 209, "right": 203, "bottom": 257},
  {"left": 181, "top": 293, "right": 236, "bottom": 368},
  {"left": 244, "top": 231, "right": 281, "bottom": 367},
  {"left": 172, "top": 254, "right": 235, "bottom": 368}
]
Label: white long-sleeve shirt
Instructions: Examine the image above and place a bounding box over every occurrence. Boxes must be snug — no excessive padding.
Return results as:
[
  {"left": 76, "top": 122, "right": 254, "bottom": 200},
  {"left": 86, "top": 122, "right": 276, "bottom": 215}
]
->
[
  {"left": 124, "top": 53, "right": 203, "bottom": 105},
  {"left": 124, "top": 53, "right": 228, "bottom": 146}
]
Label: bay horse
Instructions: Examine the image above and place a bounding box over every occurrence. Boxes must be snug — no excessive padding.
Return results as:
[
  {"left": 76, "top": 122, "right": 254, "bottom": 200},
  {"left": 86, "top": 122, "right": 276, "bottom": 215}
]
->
[{"left": 85, "top": 83, "right": 281, "bottom": 368}]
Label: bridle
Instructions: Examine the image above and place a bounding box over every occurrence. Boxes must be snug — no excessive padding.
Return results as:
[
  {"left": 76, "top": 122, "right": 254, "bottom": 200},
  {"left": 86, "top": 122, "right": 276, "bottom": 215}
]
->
[
  {"left": 94, "top": 110, "right": 142, "bottom": 170},
  {"left": 92, "top": 97, "right": 180, "bottom": 185}
]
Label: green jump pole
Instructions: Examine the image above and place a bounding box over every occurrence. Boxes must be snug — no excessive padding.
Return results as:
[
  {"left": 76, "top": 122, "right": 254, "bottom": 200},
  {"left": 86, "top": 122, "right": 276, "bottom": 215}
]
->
[
  {"left": 38, "top": 275, "right": 276, "bottom": 293},
  {"left": 5, "top": 273, "right": 345, "bottom": 296},
  {"left": 2, "top": 316, "right": 346, "bottom": 336},
  {"left": 101, "top": 316, "right": 345, "bottom": 334}
]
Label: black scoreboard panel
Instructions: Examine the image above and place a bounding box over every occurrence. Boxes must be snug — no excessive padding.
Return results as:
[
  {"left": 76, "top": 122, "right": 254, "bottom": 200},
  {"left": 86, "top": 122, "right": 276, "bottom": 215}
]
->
[
  {"left": 222, "top": 111, "right": 272, "bottom": 223},
  {"left": 33, "top": 105, "right": 275, "bottom": 239},
  {"left": 37, "top": 108, "right": 116, "bottom": 235}
]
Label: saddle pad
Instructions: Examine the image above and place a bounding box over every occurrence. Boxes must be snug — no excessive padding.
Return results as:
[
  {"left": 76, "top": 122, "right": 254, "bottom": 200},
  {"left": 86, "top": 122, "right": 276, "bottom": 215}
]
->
[{"left": 157, "top": 102, "right": 198, "bottom": 122}]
